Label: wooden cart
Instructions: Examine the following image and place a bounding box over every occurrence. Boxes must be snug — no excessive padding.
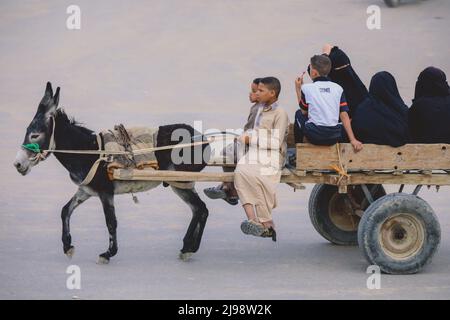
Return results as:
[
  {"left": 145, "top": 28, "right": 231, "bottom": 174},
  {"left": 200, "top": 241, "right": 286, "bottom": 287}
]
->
[{"left": 113, "top": 140, "right": 449, "bottom": 275}]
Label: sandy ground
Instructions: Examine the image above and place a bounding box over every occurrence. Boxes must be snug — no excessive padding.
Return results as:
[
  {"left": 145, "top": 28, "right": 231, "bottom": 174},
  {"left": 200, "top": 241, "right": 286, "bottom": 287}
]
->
[{"left": 1, "top": 0, "right": 450, "bottom": 299}]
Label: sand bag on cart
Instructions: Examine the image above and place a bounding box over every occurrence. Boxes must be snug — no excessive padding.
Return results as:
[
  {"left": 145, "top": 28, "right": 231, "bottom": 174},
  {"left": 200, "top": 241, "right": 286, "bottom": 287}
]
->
[
  {"left": 101, "top": 125, "right": 195, "bottom": 189},
  {"left": 101, "top": 125, "right": 160, "bottom": 180}
]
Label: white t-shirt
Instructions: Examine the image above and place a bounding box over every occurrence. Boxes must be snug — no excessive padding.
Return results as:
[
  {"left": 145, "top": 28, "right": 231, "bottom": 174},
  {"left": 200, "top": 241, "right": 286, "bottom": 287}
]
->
[{"left": 300, "top": 78, "right": 348, "bottom": 127}]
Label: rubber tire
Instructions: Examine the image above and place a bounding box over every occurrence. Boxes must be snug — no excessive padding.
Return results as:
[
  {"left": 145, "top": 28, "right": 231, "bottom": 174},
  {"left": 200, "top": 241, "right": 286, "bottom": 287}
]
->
[
  {"left": 308, "top": 184, "right": 386, "bottom": 246},
  {"left": 385, "top": 0, "right": 400, "bottom": 7},
  {"left": 358, "top": 193, "right": 441, "bottom": 274}
]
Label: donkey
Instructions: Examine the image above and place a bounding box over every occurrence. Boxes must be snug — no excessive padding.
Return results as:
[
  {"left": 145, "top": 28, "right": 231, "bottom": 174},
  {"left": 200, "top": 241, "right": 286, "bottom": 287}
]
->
[{"left": 14, "top": 82, "right": 211, "bottom": 264}]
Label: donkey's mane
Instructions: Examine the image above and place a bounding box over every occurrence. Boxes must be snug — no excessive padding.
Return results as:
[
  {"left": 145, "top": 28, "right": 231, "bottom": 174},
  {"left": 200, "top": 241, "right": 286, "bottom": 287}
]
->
[{"left": 55, "top": 108, "right": 95, "bottom": 136}]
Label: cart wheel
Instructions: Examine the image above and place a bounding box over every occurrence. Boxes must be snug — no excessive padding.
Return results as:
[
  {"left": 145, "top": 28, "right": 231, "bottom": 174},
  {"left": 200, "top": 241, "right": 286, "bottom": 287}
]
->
[
  {"left": 384, "top": 0, "right": 400, "bottom": 7},
  {"left": 308, "top": 184, "right": 386, "bottom": 245},
  {"left": 358, "top": 193, "right": 441, "bottom": 274}
]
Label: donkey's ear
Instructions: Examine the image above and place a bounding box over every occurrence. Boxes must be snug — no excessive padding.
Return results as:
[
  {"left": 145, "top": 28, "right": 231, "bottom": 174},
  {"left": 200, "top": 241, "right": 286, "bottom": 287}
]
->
[
  {"left": 45, "top": 81, "right": 53, "bottom": 98},
  {"left": 53, "top": 87, "right": 60, "bottom": 106},
  {"left": 45, "top": 103, "right": 57, "bottom": 119},
  {"left": 44, "top": 85, "right": 58, "bottom": 118}
]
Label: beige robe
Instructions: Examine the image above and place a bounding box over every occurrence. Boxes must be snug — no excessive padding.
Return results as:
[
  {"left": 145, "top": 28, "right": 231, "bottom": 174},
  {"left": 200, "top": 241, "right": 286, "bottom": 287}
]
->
[{"left": 234, "top": 102, "right": 290, "bottom": 222}]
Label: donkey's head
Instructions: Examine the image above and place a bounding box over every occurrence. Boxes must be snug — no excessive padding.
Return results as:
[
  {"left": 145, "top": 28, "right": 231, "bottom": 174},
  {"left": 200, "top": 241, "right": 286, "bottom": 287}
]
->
[{"left": 14, "top": 82, "right": 60, "bottom": 175}]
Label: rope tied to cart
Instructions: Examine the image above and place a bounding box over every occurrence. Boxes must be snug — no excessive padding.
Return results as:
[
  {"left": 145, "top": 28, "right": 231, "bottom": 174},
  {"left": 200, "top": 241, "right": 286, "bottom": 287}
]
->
[{"left": 330, "top": 143, "right": 350, "bottom": 186}]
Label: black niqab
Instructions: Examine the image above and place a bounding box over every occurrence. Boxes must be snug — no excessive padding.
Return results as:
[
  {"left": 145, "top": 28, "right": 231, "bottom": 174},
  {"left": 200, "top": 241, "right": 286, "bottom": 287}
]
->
[
  {"left": 327, "top": 46, "right": 369, "bottom": 116},
  {"left": 409, "top": 67, "right": 450, "bottom": 143},
  {"left": 414, "top": 66, "right": 450, "bottom": 100}
]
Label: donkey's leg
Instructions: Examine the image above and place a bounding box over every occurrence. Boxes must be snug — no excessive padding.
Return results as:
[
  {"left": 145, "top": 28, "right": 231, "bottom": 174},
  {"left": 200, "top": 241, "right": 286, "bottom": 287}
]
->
[
  {"left": 171, "top": 186, "right": 209, "bottom": 261},
  {"left": 61, "top": 188, "right": 91, "bottom": 258},
  {"left": 97, "top": 192, "right": 118, "bottom": 264}
]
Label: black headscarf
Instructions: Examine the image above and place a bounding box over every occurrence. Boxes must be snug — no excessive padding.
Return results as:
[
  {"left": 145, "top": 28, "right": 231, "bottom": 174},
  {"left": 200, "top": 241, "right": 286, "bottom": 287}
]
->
[
  {"left": 327, "top": 46, "right": 369, "bottom": 116},
  {"left": 352, "top": 71, "right": 409, "bottom": 147},
  {"left": 409, "top": 67, "right": 450, "bottom": 143},
  {"left": 414, "top": 66, "right": 450, "bottom": 100}
]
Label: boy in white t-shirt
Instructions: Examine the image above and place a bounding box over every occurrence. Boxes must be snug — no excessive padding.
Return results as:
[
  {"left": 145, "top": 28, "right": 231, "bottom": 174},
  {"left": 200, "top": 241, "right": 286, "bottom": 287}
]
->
[{"left": 294, "top": 54, "right": 363, "bottom": 152}]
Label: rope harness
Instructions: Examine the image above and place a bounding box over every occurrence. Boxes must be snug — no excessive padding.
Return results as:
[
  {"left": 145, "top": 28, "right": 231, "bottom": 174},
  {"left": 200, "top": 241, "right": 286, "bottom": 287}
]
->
[{"left": 23, "top": 116, "right": 57, "bottom": 164}]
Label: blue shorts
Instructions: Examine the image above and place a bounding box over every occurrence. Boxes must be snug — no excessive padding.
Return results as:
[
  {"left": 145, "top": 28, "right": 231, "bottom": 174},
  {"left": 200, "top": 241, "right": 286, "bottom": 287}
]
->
[{"left": 294, "top": 110, "right": 347, "bottom": 145}]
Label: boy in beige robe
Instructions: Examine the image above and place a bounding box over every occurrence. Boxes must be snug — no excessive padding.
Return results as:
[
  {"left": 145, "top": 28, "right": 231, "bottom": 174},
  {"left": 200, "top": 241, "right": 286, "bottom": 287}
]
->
[{"left": 235, "top": 77, "right": 289, "bottom": 241}]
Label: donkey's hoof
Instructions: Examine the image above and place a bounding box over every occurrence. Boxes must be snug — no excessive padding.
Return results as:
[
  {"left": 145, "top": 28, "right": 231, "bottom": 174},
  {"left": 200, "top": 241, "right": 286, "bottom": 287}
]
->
[
  {"left": 97, "top": 256, "right": 110, "bottom": 265},
  {"left": 65, "top": 246, "right": 75, "bottom": 259},
  {"left": 179, "top": 252, "right": 193, "bottom": 261}
]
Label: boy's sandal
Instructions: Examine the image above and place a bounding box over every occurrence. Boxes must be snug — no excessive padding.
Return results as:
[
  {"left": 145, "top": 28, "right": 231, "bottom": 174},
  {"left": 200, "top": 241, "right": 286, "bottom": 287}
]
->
[
  {"left": 204, "top": 186, "right": 239, "bottom": 205},
  {"left": 203, "top": 186, "right": 227, "bottom": 200},
  {"left": 240, "top": 220, "right": 265, "bottom": 236},
  {"left": 260, "top": 227, "right": 277, "bottom": 242},
  {"left": 224, "top": 196, "right": 239, "bottom": 206}
]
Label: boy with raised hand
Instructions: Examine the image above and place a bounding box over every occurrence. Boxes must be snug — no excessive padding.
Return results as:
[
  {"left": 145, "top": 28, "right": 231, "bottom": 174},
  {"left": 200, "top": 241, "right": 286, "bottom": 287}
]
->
[{"left": 294, "top": 54, "right": 363, "bottom": 152}]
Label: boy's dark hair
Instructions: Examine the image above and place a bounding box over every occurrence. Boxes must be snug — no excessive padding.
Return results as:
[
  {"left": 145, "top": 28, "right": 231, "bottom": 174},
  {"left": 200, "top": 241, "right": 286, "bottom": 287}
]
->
[
  {"left": 260, "top": 77, "right": 281, "bottom": 98},
  {"left": 310, "top": 55, "right": 332, "bottom": 77},
  {"left": 253, "top": 78, "right": 262, "bottom": 85}
]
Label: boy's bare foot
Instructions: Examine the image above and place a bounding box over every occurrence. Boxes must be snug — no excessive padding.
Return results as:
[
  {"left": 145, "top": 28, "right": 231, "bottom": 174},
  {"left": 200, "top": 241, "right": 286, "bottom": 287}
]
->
[{"left": 262, "top": 221, "right": 275, "bottom": 229}]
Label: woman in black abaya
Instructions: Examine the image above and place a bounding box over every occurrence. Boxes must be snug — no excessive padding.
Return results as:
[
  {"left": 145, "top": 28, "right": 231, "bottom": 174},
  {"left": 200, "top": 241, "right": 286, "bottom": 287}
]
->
[
  {"left": 409, "top": 67, "right": 450, "bottom": 143},
  {"left": 324, "top": 45, "right": 369, "bottom": 117},
  {"left": 352, "top": 71, "right": 410, "bottom": 147}
]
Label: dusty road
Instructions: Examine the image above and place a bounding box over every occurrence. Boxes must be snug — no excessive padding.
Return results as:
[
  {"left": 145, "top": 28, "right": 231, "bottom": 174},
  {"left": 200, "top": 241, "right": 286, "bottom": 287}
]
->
[{"left": 1, "top": 0, "right": 450, "bottom": 299}]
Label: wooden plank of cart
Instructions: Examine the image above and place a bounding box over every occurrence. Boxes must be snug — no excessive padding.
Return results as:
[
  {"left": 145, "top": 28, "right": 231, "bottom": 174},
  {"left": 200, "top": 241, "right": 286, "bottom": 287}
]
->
[{"left": 112, "top": 132, "right": 449, "bottom": 275}]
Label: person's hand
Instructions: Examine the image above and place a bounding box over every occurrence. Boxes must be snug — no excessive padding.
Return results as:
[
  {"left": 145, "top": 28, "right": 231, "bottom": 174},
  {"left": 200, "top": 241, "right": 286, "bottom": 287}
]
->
[
  {"left": 322, "top": 43, "right": 333, "bottom": 55},
  {"left": 240, "top": 134, "right": 250, "bottom": 145},
  {"left": 295, "top": 72, "right": 305, "bottom": 90},
  {"left": 350, "top": 139, "right": 363, "bottom": 152}
]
